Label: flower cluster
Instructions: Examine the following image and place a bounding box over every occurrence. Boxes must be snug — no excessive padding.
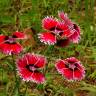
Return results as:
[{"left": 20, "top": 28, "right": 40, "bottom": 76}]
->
[
  {"left": 38, "top": 11, "right": 80, "bottom": 47},
  {"left": 0, "top": 11, "right": 85, "bottom": 84},
  {"left": 17, "top": 55, "right": 85, "bottom": 83}
]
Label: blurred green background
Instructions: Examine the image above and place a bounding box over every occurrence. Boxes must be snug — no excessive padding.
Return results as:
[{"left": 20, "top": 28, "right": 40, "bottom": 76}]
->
[{"left": 0, "top": 0, "right": 96, "bottom": 96}]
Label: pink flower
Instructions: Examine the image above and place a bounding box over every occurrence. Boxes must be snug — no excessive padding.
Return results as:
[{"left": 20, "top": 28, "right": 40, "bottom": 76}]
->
[
  {"left": 39, "top": 11, "right": 81, "bottom": 46},
  {"left": 39, "top": 21, "right": 72, "bottom": 46},
  {"left": 0, "top": 31, "right": 26, "bottom": 55},
  {"left": 17, "top": 53, "right": 46, "bottom": 84},
  {"left": 55, "top": 57, "right": 85, "bottom": 81}
]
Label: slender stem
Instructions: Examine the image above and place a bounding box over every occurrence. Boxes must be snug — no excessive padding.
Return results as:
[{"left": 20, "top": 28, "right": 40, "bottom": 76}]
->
[
  {"left": 23, "top": 82, "right": 28, "bottom": 96},
  {"left": 12, "top": 54, "right": 17, "bottom": 82},
  {"left": 11, "top": 54, "right": 20, "bottom": 96},
  {"left": 43, "top": 0, "right": 47, "bottom": 8},
  {"left": 43, "top": 45, "right": 54, "bottom": 74}
]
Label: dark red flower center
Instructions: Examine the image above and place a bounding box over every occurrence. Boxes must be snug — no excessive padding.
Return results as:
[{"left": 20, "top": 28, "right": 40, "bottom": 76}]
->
[
  {"left": 4, "top": 36, "right": 16, "bottom": 44},
  {"left": 65, "top": 62, "right": 78, "bottom": 71},
  {"left": 73, "top": 24, "right": 79, "bottom": 32},
  {"left": 12, "top": 35, "right": 18, "bottom": 38},
  {"left": 56, "top": 39, "right": 69, "bottom": 47},
  {"left": 26, "top": 64, "right": 39, "bottom": 72},
  {"left": 59, "top": 32, "right": 63, "bottom": 36},
  {"left": 49, "top": 26, "right": 63, "bottom": 32}
]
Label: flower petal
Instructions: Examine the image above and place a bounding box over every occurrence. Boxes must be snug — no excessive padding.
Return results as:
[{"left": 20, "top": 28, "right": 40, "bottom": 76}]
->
[
  {"left": 17, "top": 57, "right": 27, "bottom": 69},
  {"left": 42, "top": 16, "right": 58, "bottom": 31},
  {"left": 74, "top": 69, "right": 85, "bottom": 80},
  {"left": 18, "top": 68, "right": 33, "bottom": 81},
  {"left": 10, "top": 43, "right": 23, "bottom": 54},
  {"left": 23, "top": 53, "right": 38, "bottom": 65},
  {"left": 18, "top": 69, "right": 45, "bottom": 83},
  {"left": 58, "top": 11, "right": 73, "bottom": 27},
  {"left": 60, "top": 29, "right": 74, "bottom": 38},
  {"left": 0, "top": 43, "right": 11, "bottom": 54},
  {"left": 69, "top": 24, "right": 80, "bottom": 43},
  {"left": 31, "top": 72, "right": 45, "bottom": 84},
  {"left": 0, "top": 35, "right": 7, "bottom": 43},
  {"left": 0, "top": 43, "right": 23, "bottom": 55},
  {"left": 12, "top": 31, "right": 27, "bottom": 39},
  {"left": 65, "top": 57, "right": 78, "bottom": 63},
  {"left": 38, "top": 32, "right": 56, "bottom": 45},
  {"left": 35, "top": 55, "right": 47, "bottom": 68},
  {"left": 55, "top": 60, "right": 68, "bottom": 73},
  {"left": 62, "top": 68, "right": 73, "bottom": 80},
  {"left": 56, "top": 22, "right": 71, "bottom": 35}
]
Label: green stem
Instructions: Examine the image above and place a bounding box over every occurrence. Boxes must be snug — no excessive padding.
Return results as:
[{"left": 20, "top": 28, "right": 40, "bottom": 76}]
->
[
  {"left": 43, "top": 0, "right": 47, "bottom": 8},
  {"left": 11, "top": 54, "right": 20, "bottom": 96},
  {"left": 23, "top": 82, "right": 28, "bottom": 96},
  {"left": 43, "top": 45, "right": 54, "bottom": 75},
  {"left": 12, "top": 54, "right": 17, "bottom": 82}
]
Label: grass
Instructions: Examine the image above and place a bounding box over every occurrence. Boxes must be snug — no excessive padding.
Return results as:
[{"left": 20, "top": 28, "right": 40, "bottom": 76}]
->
[{"left": 0, "top": 0, "right": 96, "bottom": 96}]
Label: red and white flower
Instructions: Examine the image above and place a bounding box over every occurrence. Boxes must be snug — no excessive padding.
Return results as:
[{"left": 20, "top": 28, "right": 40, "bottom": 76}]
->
[
  {"left": 39, "top": 11, "right": 81, "bottom": 46},
  {"left": 0, "top": 31, "right": 26, "bottom": 55},
  {"left": 55, "top": 57, "right": 85, "bottom": 81},
  {"left": 16, "top": 53, "right": 46, "bottom": 83},
  {"left": 38, "top": 21, "right": 72, "bottom": 46}
]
